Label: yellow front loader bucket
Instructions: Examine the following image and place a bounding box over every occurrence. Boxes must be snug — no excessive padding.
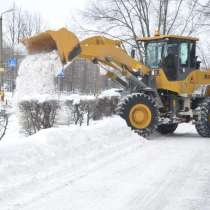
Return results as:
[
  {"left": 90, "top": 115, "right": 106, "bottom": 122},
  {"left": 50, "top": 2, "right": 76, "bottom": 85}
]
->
[{"left": 22, "top": 28, "right": 80, "bottom": 64}]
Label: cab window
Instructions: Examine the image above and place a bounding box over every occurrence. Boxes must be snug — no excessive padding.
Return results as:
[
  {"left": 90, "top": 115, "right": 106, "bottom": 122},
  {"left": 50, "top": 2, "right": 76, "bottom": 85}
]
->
[
  {"left": 179, "top": 42, "right": 189, "bottom": 66},
  {"left": 145, "top": 42, "right": 166, "bottom": 68}
]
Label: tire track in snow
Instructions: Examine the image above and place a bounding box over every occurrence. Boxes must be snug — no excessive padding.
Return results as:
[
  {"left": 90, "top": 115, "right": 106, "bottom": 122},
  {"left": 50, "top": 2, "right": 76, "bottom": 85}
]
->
[
  {"left": 123, "top": 138, "right": 210, "bottom": 210},
  {"left": 3, "top": 138, "right": 144, "bottom": 210}
]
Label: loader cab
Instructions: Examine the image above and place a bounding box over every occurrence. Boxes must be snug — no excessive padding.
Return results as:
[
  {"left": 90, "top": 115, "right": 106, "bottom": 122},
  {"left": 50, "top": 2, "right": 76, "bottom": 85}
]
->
[{"left": 138, "top": 34, "right": 199, "bottom": 81}]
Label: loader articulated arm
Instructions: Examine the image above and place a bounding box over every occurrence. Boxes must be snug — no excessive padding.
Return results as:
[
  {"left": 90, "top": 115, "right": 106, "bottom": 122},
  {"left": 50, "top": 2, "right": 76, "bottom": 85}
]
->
[{"left": 22, "top": 28, "right": 150, "bottom": 88}]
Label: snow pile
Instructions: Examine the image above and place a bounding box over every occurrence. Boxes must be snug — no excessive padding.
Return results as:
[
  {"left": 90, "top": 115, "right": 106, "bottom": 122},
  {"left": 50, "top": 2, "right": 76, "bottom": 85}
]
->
[
  {"left": 99, "top": 88, "right": 121, "bottom": 98},
  {"left": 0, "top": 116, "right": 144, "bottom": 208},
  {"left": 15, "top": 51, "right": 62, "bottom": 102},
  {"left": 60, "top": 94, "right": 96, "bottom": 104}
]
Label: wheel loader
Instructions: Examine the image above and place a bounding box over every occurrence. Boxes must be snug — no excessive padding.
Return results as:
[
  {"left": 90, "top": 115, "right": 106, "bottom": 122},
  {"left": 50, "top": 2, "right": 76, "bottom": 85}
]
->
[{"left": 22, "top": 28, "right": 210, "bottom": 137}]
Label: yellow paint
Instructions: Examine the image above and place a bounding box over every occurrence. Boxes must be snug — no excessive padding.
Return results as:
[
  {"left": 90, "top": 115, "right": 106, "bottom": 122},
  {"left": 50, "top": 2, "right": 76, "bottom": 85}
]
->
[
  {"left": 78, "top": 36, "right": 150, "bottom": 75},
  {"left": 206, "top": 86, "right": 210, "bottom": 96},
  {"left": 129, "top": 104, "right": 152, "bottom": 129},
  {"left": 22, "top": 28, "right": 80, "bottom": 63},
  {"left": 105, "top": 71, "right": 117, "bottom": 80},
  {"left": 156, "top": 69, "right": 210, "bottom": 94},
  {"left": 0, "top": 68, "right": 4, "bottom": 72},
  {"left": 173, "top": 98, "right": 176, "bottom": 108},
  {"left": 137, "top": 34, "right": 199, "bottom": 42}
]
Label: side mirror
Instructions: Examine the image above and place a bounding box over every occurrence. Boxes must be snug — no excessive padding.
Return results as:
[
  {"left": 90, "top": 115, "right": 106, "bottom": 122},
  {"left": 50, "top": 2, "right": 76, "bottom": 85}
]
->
[
  {"left": 131, "top": 49, "right": 135, "bottom": 58},
  {"left": 196, "top": 61, "right": 201, "bottom": 69},
  {"left": 194, "top": 56, "right": 201, "bottom": 69}
]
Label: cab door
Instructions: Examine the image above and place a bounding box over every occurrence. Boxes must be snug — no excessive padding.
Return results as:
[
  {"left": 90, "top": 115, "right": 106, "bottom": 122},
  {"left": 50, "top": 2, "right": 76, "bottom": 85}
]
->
[
  {"left": 161, "top": 41, "right": 179, "bottom": 81},
  {"left": 178, "top": 42, "right": 191, "bottom": 80}
]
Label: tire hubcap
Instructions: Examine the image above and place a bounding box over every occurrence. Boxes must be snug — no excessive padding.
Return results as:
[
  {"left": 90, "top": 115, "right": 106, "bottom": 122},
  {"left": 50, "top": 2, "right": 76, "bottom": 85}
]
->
[{"left": 129, "top": 104, "right": 152, "bottom": 129}]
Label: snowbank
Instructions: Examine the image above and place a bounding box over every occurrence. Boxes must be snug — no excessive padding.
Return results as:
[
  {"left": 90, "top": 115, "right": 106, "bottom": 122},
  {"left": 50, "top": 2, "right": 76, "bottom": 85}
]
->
[
  {"left": 59, "top": 89, "right": 121, "bottom": 104},
  {"left": 0, "top": 116, "right": 144, "bottom": 208},
  {"left": 99, "top": 88, "right": 121, "bottom": 98},
  {"left": 60, "top": 94, "right": 96, "bottom": 104},
  {"left": 15, "top": 90, "right": 120, "bottom": 104}
]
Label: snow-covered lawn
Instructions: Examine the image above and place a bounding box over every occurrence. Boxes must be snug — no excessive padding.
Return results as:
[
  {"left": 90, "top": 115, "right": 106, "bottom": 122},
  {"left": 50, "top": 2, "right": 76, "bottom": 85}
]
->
[{"left": 1, "top": 115, "right": 210, "bottom": 210}]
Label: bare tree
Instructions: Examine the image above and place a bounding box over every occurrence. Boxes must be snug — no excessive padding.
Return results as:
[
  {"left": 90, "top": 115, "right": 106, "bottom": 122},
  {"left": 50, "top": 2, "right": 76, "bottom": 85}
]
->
[
  {"left": 81, "top": 0, "right": 153, "bottom": 58},
  {"left": 196, "top": 0, "right": 210, "bottom": 26},
  {"left": 157, "top": 0, "right": 169, "bottom": 34},
  {"left": 80, "top": 0, "right": 207, "bottom": 58},
  {"left": 5, "top": 4, "right": 46, "bottom": 48}
]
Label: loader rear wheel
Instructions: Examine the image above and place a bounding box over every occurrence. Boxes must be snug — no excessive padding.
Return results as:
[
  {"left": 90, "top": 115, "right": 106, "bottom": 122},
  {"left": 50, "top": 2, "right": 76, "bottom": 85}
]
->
[
  {"left": 195, "top": 98, "right": 210, "bottom": 137},
  {"left": 117, "top": 93, "right": 158, "bottom": 137},
  {"left": 157, "top": 123, "right": 178, "bottom": 135}
]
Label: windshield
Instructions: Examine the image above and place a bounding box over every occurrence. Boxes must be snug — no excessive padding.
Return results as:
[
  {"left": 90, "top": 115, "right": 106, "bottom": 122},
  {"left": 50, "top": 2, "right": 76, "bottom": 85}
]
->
[
  {"left": 145, "top": 41, "right": 179, "bottom": 69},
  {"left": 145, "top": 42, "right": 167, "bottom": 68}
]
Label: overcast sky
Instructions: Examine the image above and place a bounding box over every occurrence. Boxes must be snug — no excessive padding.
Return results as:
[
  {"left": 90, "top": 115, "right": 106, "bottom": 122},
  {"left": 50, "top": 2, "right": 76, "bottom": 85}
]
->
[{"left": 0, "top": 0, "right": 88, "bottom": 29}]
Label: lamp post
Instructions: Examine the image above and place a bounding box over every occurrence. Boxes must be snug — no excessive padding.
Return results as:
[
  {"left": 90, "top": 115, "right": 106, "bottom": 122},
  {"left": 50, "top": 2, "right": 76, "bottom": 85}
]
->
[
  {"left": 0, "top": 9, "right": 14, "bottom": 89},
  {"left": 0, "top": 9, "right": 14, "bottom": 67}
]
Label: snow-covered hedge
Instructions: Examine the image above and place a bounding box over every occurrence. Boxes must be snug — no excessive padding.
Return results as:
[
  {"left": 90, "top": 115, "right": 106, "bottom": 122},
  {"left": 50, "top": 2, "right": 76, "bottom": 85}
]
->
[
  {"left": 65, "top": 95, "right": 120, "bottom": 125},
  {"left": 18, "top": 100, "right": 60, "bottom": 135},
  {"left": 18, "top": 95, "right": 120, "bottom": 135}
]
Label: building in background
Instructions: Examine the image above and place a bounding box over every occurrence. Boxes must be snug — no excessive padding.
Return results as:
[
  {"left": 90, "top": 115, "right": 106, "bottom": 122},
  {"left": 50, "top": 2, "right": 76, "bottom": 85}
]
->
[{"left": 55, "top": 59, "right": 119, "bottom": 94}]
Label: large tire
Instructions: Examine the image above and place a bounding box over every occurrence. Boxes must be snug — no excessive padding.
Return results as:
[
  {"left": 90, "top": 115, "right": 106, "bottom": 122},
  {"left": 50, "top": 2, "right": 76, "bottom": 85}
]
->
[
  {"left": 195, "top": 98, "right": 210, "bottom": 137},
  {"left": 117, "top": 93, "right": 158, "bottom": 137},
  {"left": 157, "top": 123, "right": 178, "bottom": 135}
]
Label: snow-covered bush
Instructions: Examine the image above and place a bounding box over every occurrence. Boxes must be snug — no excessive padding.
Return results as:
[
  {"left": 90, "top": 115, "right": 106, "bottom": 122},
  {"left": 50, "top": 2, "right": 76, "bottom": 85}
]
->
[
  {"left": 18, "top": 100, "right": 60, "bottom": 135},
  {"left": 65, "top": 96, "right": 120, "bottom": 125},
  {"left": 93, "top": 96, "right": 119, "bottom": 120},
  {"left": 65, "top": 98, "right": 94, "bottom": 126},
  {"left": 17, "top": 95, "right": 119, "bottom": 135},
  {"left": 17, "top": 89, "right": 121, "bottom": 135}
]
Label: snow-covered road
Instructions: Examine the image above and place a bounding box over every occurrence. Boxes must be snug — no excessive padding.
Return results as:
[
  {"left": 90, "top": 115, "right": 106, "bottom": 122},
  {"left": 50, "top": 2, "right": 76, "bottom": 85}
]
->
[{"left": 1, "top": 117, "right": 210, "bottom": 210}]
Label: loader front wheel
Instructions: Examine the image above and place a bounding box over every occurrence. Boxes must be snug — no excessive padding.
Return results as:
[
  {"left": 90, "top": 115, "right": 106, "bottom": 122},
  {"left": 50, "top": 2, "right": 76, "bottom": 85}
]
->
[
  {"left": 117, "top": 93, "right": 158, "bottom": 137},
  {"left": 157, "top": 123, "right": 178, "bottom": 135},
  {"left": 129, "top": 103, "right": 152, "bottom": 129},
  {"left": 195, "top": 98, "right": 210, "bottom": 137}
]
